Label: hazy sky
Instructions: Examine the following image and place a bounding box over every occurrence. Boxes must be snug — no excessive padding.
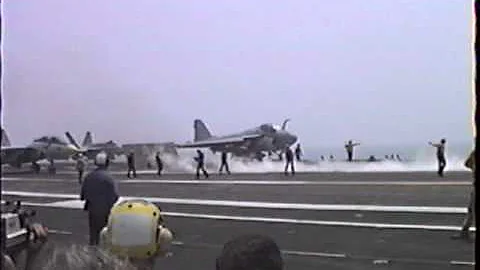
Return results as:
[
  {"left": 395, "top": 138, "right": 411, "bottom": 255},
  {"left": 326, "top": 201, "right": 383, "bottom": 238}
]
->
[{"left": 2, "top": 1, "right": 474, "bottom": 147}]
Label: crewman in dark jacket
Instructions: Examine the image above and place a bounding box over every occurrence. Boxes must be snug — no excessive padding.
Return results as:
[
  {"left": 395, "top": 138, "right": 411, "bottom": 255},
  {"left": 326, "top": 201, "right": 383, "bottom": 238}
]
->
[
  {"left": 345, "top": 140, "right": 360, "bottom": 162},
  {"left": 80, "top": 152, "right": 119, "bottom": 245},
  {"left": 284, "top": 147, "right": 295, "bottom": 175},
  {"left": 195, "top": 150, "right": 209, "bottom": 179},
  {"left": 155, "top": 152, "right": 163, "bottom": 177},
  {"left": 219, "top": 152, "right": 231, "bottom": 175},
  {"left": 127, "top": 152, "right": 137, "bottom": 178},
  {"left": 295, "top": 144, "right": 302, "bottom": 162},
  {"left": 429, "top": 138, "right": 447, "bottom": 177}
]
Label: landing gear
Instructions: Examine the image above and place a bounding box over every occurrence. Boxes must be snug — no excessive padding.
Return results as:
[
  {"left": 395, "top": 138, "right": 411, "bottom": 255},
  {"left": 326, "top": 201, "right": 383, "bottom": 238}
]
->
[
  {"left": 255, "top": 152, "right": 265, "bottom": 162},
  {"left": 14, "top": 160, "right": 23, "bottom": 169},
  {"left": 48, "top": 159, "right": 56, "bottom": 174},
  {"left": 31, "top": 162, "right": 40, "bottom": 174}
]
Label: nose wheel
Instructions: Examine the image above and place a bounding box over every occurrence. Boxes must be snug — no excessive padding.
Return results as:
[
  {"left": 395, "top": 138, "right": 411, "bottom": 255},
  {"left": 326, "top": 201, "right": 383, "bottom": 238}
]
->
[
  {"left": 48, "top": 159, "right": 56, "bottom": 174},
  {"left": 255, "top": 152, "right": 265, "bottom": 162},
  {"left": 31, "top": 162, "right": 40, "bottom": 174}
]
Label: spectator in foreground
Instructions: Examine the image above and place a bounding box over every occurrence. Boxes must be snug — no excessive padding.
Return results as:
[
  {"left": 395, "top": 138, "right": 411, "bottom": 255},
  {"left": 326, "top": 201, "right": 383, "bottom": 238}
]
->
[{"left": 451, "top": 148, "right": 475, "bottom": 241}]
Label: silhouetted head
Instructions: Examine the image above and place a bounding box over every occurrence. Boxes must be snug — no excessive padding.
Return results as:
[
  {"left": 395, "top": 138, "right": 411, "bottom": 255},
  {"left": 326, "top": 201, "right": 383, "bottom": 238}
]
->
[
  {"left": 197, "top": 150, "right": 202, "bottom": 154},
  {"left": 348, "top": 140, "right": 352, "bottom": 144},
  {"left": 216, "top": 234, "right": 283, "bottom": 270},
  {"left": 441, "top": 138, "right": 446, "bottom": 144},
  {"left": 2, "top": 254, "right": 16, "bottom": 270}
]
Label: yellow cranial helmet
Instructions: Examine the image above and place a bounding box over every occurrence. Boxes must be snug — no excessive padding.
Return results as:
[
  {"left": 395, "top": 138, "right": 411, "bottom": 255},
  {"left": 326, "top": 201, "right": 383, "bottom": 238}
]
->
[{"left": 100, "top": 199, "right": 173, "bottom": 260}]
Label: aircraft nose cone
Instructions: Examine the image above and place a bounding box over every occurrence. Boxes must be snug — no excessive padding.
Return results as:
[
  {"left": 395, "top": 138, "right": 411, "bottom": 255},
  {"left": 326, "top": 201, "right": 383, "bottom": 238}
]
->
[
  {"left": 292, "top": 134, "right": 298, "bottom": 143},
  {"left": 289, "top": 134, "right": 298, "bottom": 145},
  {"left": 68, "top": 145, "right": 81, "bottom": 154},
  {"left": 275, "top": 131, "right": 297, "bottom": 148}
]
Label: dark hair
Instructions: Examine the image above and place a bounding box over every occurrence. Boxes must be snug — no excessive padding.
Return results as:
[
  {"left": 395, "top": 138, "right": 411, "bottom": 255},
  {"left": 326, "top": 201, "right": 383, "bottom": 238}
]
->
[{"left": 216, "top": 234, "right": 283, "bottom": 270}]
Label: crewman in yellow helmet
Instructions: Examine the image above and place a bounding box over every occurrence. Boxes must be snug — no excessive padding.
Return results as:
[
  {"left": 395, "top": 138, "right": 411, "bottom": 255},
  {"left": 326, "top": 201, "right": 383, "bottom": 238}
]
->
[{"left": 99, "top": 199, "right": 173, "bottom": 270}]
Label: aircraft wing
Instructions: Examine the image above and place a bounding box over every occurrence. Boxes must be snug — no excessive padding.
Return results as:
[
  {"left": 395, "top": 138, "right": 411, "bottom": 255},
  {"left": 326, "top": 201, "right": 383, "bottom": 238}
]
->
[
  {"left": 121, "top": 142, "right": 178, "bottom": 157},
  {"left": 176, "top": 134, "right": 263, "bottom": 148}
]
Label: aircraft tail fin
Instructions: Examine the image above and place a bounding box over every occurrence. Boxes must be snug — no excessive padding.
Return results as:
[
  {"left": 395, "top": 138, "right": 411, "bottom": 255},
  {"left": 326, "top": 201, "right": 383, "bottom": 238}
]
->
[
  {"left": 82, "top": 131, "right": 93, "bottom": 147},
  {"left": 194, "top": 119, "right": 212, "bottom": 142},
  {"left": 1, "top": 128, "right": 11, "bottom": 147},
  {"left": 65, "top": 132, "right": 81, "bottom": 149},
  {"left": 281, "top": 119, "right": 291, "bottom": 130}
]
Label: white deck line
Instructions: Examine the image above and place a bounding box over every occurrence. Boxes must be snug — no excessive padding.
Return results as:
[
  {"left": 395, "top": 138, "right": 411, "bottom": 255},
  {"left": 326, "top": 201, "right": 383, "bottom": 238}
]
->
[{"left": 1, "top": 190, "right": 468, "bottom": 214}]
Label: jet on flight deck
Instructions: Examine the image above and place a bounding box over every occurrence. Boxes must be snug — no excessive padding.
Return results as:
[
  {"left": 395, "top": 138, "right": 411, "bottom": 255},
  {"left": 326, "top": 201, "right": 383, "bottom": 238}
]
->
[
  {"left": 65, "top": 131, "right": 123, "bottom": 160},
  {"left": 176, "top": 119, "right": 298, "bottom": 161},
  {"left": 1, "top": 129, "right": 85, "bottom": 173}
]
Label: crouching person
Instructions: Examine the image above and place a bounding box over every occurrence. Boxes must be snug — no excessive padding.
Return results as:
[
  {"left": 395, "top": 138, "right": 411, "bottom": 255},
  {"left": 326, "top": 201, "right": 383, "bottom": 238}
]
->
[{"left": 99, "top": 199, "right": 174, "bottom": 270}]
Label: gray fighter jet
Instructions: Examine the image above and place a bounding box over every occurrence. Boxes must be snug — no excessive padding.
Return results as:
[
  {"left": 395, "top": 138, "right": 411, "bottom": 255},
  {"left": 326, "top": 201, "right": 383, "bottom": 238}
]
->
[
  {"left": 65, "top": 131, "right": 123, "bottom": 160},
  {"left": 176, "top": 119, "right": 298, "bottom": 161},
  {"left": 1, "top": 129, "right": 84, "bottom": 173}
]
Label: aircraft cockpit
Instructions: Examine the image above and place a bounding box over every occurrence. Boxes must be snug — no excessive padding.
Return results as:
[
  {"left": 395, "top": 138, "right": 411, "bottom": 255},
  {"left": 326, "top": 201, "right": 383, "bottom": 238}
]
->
[
  {"left": 50, "top": 136, "right": 68, "bottom": 145},
  {"left": 33, "top": 136, "right": 68, "bottom": 145},
  {"left": 33, "top": 136, "right": 50, "bottom": 143},
  {"left": 259, "top": 124, "right": 277, "bottom": 134}
]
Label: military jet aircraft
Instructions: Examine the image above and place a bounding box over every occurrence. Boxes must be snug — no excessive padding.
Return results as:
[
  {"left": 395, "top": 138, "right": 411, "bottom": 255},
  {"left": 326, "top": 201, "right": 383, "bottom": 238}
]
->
[
  {"left": 176, "top": 119, "right": 298, "bottom": 161},
  {"left": 65, "top": 131, "right": 123, "bottom": 160},
  {"left": 1, "top": 129, "right": 84, "bottom": 173}
]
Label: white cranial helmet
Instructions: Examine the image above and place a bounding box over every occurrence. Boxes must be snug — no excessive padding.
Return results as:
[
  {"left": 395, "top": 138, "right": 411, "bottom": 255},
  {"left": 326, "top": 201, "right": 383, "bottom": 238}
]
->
[{"left": 95, "top": 151, "right": 108, "bottom": 166}]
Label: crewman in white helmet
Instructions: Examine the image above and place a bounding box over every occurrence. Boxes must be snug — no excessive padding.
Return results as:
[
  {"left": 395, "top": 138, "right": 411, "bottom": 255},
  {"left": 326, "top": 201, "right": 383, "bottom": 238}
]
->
[
  {"left": 99, "top": 199, "right": 173, "bottom": 270},
  {"left": 76, "top": 153, "right": 87, "bottom": 184},
  {"left": 80, "top": 151, "right": 119, "bottom": 246}
]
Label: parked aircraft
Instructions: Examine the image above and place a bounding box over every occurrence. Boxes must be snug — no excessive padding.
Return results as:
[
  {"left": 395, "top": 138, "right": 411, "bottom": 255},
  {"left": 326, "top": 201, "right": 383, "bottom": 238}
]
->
[
  {"left": 65, "top": 131, "right": 123, "bottom": 160},
  {"left": 1, "top": 129, "right": 84, "bottom": 173}
]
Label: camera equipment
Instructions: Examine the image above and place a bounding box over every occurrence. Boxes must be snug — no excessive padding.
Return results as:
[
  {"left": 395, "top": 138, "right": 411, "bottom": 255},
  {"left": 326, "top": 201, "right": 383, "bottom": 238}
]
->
[{"left": 1, "top": 201, "right": 37, "bottom": 255}]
